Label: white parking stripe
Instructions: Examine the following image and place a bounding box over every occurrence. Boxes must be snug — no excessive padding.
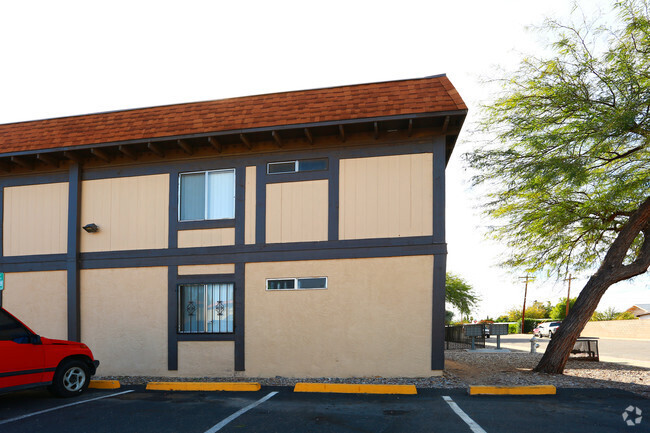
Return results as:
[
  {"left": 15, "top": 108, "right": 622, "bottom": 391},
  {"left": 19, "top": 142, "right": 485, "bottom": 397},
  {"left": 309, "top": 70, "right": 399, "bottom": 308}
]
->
[
  {"left": 204, "top": 391, "right": 279, "bottom": 433},
  {"left": 442, "top": 396, "right": 487, "bottom": 433},
  {"left": 0, "top": 390, "right": 134, "bottom": 426}
]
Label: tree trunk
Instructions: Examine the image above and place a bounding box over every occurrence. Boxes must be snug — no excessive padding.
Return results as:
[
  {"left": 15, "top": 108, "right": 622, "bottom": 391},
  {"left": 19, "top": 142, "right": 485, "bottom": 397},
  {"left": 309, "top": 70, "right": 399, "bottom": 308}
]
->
[
  {"left": 533, "top": 274, "right": 611, "bottom": 373},
  {"left": 534, "top": 196, "right": 650, "bottom": 374}
]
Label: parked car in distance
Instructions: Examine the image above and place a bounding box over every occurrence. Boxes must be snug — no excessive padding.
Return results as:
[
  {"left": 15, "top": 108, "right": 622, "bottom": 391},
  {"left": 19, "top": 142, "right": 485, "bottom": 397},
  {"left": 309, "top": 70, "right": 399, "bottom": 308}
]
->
[
  {"left": 536, "top": 321, "right": 562, "bottom": 338},
  {"left": 533, "top": 325, "right": 542, "bottom": 337},
  {"left": 0, "top": 307, "right": 99, "bottom": 397}
]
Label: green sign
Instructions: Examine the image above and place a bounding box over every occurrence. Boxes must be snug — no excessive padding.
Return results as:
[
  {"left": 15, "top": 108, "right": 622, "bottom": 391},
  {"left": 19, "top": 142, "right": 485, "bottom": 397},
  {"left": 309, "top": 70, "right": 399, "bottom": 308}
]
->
[{"left": 0, "top": 272, "right": 4, "bottom": 291}]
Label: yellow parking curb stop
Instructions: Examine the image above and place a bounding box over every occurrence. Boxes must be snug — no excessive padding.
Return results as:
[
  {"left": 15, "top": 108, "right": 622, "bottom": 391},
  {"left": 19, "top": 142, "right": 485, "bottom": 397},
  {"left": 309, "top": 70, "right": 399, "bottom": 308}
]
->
[
  {"left": 294, "top": 383, "right": 417, "bottom": 395},
  {"left": 146, "top": 382, "right": 261, "bottom": 392},
  {"left": 469, "top": 385, "right": 556, "bottom": 395},
  {"left": 89, "top": 380, "right": 121, "bottom": 389}
]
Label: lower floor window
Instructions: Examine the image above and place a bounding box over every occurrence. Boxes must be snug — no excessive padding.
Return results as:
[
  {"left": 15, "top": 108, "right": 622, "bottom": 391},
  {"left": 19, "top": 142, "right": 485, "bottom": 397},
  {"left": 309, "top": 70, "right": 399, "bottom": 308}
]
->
[{"left": 179, "top": 283, "right": 234, "bottom": 333}]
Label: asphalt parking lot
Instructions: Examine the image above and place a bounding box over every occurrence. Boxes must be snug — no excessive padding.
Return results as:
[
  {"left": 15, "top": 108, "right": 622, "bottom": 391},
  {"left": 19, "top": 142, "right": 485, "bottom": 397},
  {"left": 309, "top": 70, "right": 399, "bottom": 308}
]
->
[{"left": 0, "top": 386, "right": 647, "bottom": 433}]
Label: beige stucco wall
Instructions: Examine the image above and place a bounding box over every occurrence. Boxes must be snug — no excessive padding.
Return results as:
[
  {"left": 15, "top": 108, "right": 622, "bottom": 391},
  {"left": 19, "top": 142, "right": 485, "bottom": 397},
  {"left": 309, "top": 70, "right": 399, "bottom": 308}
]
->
[
  {"left": 178, "top": 227, "right": 235, "bottom": 248},
  {"left": 245, "top": 255, "right": 434, "bottom": 377},
  {"left": 177, "top": 263, "right": 235, "bottom": 275},
  {"left": 80, "top": 174, "right": 169, "bottom": 252},
  {"left": 80, "top": 267, "right": 168, "bottom": 376},
  {"left": 581, "top": 320, "right": 650, "bottom": 339},
  {"left": 339, "top": 153, "right": 433, "bottom": 240},
  {"left": 2, "top": 271, "right": 67, "bottom": 340},
  {"left": 266, "top": 180, "right": 328, "bottom": 243},
  {"left": 3, "top": 183, "right": 68, "bottom": 256},
  {"left": 177, "top": 341, "right": 234, "bottom": 376},
  {"left": 245, "top": 165, "right": 256, "bottom": 244}
]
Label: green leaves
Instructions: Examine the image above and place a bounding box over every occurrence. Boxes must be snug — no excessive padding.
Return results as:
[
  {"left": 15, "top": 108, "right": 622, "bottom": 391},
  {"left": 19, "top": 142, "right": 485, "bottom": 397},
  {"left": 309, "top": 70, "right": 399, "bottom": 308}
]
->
[
  {"left": 466, "top": 0, "right": 650, "bottom": 276},
  {"left": 445, "top": 273, "right": 479, "bottom": 318}
]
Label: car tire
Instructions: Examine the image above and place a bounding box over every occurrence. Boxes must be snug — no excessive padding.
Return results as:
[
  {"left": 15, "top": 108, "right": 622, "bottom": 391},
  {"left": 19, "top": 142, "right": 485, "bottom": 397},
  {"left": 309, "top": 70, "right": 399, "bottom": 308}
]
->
[
  {"left": 548, "top": 331, "right": 554, "bottom": 339},
  {"left": 49, "top": 359, "right": 90, "bottom": 397}
]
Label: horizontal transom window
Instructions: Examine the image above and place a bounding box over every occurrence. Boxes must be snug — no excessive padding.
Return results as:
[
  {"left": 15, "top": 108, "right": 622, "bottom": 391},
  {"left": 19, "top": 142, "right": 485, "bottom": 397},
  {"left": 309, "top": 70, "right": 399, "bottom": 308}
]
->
[
  {"left": 267, "top": 158, "right": 328, "bottom": 174},
  {"left": 179, "top": 169, "right": 235, "bottom": 221},
  {"left": 266, "top": 277, "right": 328, "bottom": 291}
]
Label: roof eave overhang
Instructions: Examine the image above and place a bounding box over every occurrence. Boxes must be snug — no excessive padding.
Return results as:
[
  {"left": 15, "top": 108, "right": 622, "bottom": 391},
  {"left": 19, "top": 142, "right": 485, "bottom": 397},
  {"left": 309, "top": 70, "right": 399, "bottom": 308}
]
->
[{"left": 0, "top": 109, "right": 467, "bottom": 171}]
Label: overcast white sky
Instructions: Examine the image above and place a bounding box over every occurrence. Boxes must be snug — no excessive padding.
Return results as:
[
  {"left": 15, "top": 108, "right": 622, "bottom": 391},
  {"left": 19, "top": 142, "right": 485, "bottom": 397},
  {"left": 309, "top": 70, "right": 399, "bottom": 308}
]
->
[{"left": 0, "top": 1, "right": 647, "bottom": 318}]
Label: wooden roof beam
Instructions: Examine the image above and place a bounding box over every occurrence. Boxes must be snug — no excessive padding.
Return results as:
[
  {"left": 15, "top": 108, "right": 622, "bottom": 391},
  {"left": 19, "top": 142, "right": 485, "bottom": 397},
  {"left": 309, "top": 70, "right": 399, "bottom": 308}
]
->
[
  {"left": 239, "top": 134, "right": 252, "bottom": 150},
  {"left": 208, "top": 137, "right": 222, "bottom": 153},
  {"left": 91, "top": 148, "right": 111, "bottom": 162},
  {"left": 147, "top": 142, "right": 165, "bottom": 158},
  {"left": 303, "top": 128, "right": 313, "bottom": 145},
  {"left": 11, "top": 156, "right": 34, "bottom": 169},
  {"left": 118, "top": 145, "right": 138, "bottom": 160},
  {"left": 441, "top": 116, "right": 450, "bottom": 134},
  {"left": 177, "top": 139, "right": 193, "bottom": 155},
  {"left": 271, "top": 131, "right": 282, "bottom": 148},
  {"left": 37, "top": 153, "right": 59, "bottom": 167},
  {"left": 338, "top": 124, "right": 346, "bottom": 142},
  {"left": 63, "top": 151, "right": 84, "bottom": 164}
]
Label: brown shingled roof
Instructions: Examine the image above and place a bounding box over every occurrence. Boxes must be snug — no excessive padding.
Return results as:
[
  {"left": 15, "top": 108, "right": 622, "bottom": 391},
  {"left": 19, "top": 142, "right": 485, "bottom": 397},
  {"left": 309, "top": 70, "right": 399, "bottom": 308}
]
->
[{"left": 0, "top": 75, "right": 466, "bottom": 155}]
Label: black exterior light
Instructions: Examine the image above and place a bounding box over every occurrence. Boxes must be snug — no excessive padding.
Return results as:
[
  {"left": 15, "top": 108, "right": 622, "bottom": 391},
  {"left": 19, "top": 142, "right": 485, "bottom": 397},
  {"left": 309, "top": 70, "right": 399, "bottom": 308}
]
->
[{"left": 83, "top": 223, "right": 99, "bottom": 233}]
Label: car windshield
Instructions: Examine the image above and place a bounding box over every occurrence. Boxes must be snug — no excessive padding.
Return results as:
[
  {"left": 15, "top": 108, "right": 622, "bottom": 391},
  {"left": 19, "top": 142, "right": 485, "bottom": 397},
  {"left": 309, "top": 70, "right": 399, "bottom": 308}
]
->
[{"left": 551, "top": 322, "right": 561, "bottom": 326}]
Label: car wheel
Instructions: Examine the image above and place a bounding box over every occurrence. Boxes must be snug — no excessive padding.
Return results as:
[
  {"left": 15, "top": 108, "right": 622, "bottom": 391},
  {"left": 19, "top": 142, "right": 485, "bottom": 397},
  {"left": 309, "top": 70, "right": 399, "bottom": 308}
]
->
[
  {"left": 49, "top": 359, "right": 90, "bottom": 397},
  {"left": 548, "top": 331, "right": 554, "bottom": 339}
]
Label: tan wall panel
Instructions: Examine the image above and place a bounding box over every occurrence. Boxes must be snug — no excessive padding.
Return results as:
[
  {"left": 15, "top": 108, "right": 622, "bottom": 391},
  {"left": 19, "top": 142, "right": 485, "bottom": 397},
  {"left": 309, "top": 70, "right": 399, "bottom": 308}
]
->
[
  {"left": 2, "top": 271, "right": 67, "bottom": 340},
  {"left": 80, "top": 174, "right": 169, "bottom": 252},
  {"left": 339, "top": 154, "right": 433, "bottom": 239},
  {"left": 178, "top": 263, "right": 235, "bottom": 275},
  {"left": 177, "top": 342, "right": 234, "bottom": 376},
  {"left": 581, "top": 320, "right": 650, "bottom": 339},
  {"left": 177, "top": 227, "right": 235, "bottom": 248},
  {"left": 245, "top": 256, "right": 434, "bottom": 377},
  {"left": 3, "top": 183, "right": 68, "bottom": 256},
  {"left": 245, "top": 165, "right": 256, "bottom": 245},
  {"left": 80, "top": 267, "right": 168, "bottom": 376},
  {"left": 265, "top": 180, "right": 328, "bottom": 243}
]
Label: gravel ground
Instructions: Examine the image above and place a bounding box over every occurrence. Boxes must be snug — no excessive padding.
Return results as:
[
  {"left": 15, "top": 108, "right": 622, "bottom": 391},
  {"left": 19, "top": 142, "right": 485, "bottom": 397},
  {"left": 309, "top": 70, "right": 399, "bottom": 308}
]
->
[
  {"left": 95, "top": 351, "right": 649, "bottom": 397},
  {"left": 445, "top": 351, "right": 649, "bottom": 397}
]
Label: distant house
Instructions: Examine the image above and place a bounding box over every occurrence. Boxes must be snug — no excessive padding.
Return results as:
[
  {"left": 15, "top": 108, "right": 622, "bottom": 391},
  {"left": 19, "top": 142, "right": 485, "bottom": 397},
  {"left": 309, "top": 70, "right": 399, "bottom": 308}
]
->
[
  {"left": 0, "top": 75, "right": 466, "bottom": 378},
  {"left": 625, "top": 304, "right": 650, "bottom": 320}
]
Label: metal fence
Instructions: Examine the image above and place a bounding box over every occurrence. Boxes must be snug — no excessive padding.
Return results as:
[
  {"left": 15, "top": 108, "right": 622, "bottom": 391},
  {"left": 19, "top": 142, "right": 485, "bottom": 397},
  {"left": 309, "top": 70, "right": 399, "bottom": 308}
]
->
[{"left": 444, "top": 324, "right": 486, "bottom": 350}]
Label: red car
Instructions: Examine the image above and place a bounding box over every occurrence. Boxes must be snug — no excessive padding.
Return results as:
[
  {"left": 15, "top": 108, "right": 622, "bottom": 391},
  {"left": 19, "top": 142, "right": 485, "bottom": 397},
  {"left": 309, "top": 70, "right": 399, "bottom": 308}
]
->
[{"left": 0, "top": 307, "right": 99, "bottom": 397}]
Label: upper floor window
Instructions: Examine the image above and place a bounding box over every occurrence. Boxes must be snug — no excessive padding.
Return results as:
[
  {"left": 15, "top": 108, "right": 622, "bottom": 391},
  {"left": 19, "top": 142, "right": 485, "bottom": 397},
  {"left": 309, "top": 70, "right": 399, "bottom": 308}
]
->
[
  {"left": 267, "top": 158, "right": 328, "bottom": 174},
  {"left": 179, "top": 169, "right": 235, "bottom": 221}
]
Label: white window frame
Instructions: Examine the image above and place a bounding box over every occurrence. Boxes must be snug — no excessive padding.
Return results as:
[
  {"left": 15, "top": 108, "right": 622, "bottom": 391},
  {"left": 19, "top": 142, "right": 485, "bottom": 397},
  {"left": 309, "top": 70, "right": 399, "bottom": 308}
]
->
[
  {"left": 267, "top": 158, "right": 328, "bottom": 174},
  {"left": 267, "top": 160, "right": 299, "bottom": 174},
  {"left": 265, "top": 277, "right": 328, "bottom": 291},
  {"left": 178, "top": 168, "right": 236, "bottom": 222}
]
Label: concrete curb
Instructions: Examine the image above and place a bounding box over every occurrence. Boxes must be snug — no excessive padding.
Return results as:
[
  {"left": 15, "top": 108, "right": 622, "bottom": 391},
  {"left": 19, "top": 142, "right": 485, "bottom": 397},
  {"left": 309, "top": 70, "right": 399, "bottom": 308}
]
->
[
  {"left": 145, "top": 382, "right": 261, "bottom": 392},
  {"left": 294, "top": 383, "right": 417, "bottom": 395},
  {"left": 468, "top": 385, "right": 556, "bottom": 395},
  {"left": 89, "top": 380, "right": 121, "bottom": 389}
]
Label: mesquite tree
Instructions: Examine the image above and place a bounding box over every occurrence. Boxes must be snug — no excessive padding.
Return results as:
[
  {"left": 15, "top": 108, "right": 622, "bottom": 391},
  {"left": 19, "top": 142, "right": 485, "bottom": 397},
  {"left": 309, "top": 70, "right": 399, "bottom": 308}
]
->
[{"left": 466, "top": 0, "right": 650, "bottom": 373}]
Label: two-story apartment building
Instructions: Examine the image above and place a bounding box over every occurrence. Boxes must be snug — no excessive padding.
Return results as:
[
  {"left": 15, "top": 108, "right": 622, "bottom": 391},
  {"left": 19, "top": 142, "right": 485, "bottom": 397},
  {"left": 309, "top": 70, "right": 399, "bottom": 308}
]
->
[{"left": 0, "top": 75, "right": 466, "bottom": 378}]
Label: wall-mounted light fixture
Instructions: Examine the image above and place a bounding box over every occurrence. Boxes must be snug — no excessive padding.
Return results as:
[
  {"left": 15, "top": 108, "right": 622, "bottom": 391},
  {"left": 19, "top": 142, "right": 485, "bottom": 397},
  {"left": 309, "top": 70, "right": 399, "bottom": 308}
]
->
[{"left": 83, "top": 223, "right": 99, "bottom": 233}]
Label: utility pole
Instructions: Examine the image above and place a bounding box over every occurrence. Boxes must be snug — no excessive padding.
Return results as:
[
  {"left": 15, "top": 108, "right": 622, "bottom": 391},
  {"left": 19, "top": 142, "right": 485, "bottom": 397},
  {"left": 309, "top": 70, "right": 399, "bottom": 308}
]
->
[
  {"left": 519, "top": 275, "right": 535, "bottom": 334},
  {"left": 564, "top": 274, "right": 576, "bottom": 318}
]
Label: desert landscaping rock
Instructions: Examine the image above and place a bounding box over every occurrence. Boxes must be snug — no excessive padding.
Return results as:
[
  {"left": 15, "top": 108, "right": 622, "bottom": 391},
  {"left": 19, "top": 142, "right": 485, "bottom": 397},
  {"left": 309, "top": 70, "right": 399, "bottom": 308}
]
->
[{"left": 95, "top": 350, "right": 648, "bottom": 397}]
